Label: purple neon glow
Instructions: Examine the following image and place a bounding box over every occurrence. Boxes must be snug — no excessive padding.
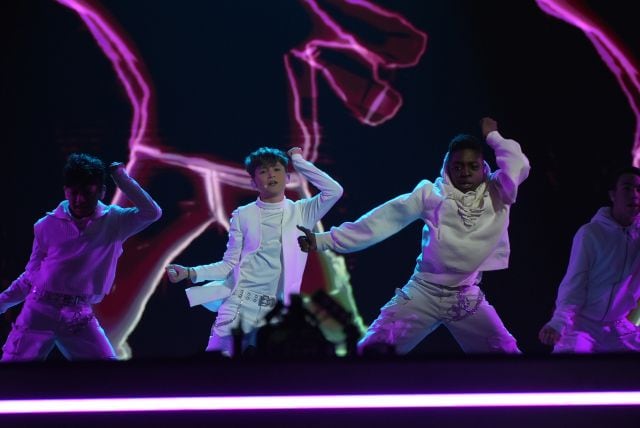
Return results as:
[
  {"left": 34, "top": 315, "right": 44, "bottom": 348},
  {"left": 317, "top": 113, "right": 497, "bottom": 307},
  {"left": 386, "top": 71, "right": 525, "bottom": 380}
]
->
[
  {"left": 536, "top": 0, "right": 640, "bottom": 166},
  {"left": 1, "top": 391, "right": 640, "bottom": 414}
]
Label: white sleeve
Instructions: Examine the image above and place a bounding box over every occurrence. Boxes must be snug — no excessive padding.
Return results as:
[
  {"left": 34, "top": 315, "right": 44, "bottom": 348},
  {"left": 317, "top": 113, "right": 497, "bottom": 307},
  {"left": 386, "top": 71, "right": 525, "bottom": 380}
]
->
[
  {"left": 193, "top": 209, "right": 243, "bottom": 282},
  {"left": 486, "top": 130, "right": 531, "bottom": 204},
  {"left": 0, "top": 230, "right": 44, "bottom": 313},
  {"left": 547, "top": 226, "right": 591, "bottom": 333},
  {"left": 291, "top": 154, "right": 343, "bottom": 227},
  {"left": 316, "top": 180, "right": 430, "bottom": 253},
  {"left": 111, "top": 169, "right": 163, "bottom": 238}
]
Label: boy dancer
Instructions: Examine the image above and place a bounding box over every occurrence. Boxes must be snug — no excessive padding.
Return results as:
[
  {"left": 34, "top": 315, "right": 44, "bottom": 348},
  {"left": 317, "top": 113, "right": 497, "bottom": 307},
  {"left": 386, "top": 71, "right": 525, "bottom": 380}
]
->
[
  {"left": 0, "top": 153, "right": 162, "bottom": 361},
  {"left": 166, "top": 147, "right": 342, "bottom": 356},
  {"left": 539, "top": 167, "right": 640, "bottom": 353},
  {"left": 298, "top": 117, "right": 530, "bottom": 354}
]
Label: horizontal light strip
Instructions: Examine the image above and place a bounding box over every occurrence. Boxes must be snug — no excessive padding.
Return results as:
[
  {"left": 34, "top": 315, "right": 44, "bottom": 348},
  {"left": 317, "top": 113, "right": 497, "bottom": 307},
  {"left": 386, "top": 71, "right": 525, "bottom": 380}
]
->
[{"left": 1, "top": 392, "right": 640, "bottom": 414}]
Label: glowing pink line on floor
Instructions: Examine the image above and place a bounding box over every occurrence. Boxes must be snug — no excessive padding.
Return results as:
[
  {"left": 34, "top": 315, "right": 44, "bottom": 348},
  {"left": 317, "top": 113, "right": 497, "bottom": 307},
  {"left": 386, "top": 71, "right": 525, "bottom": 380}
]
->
[
  {"left": 536, "top": 0, "right": 640, "bottom": 166},
  {"left": 1, "top": 391, "right": 640, "bottom": 413}
]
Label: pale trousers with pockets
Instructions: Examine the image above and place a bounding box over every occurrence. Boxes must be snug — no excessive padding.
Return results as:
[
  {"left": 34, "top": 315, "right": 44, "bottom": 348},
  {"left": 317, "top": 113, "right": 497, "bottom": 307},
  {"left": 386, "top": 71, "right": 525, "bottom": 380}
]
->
[
  {"left": 1, "top": 295, "right": 116, "bottom": 362},
  {"left": 358, "top": 277, "right": 521, "bottom": 355}
]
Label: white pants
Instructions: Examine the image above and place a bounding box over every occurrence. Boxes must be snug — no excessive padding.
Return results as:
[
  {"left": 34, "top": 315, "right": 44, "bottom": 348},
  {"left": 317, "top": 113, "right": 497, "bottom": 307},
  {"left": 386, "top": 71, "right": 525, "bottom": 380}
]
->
[
  {"left": 1, "top": 296, "right": 116, "bottom": 362},
  {"left": 554, "top": 315, "right": 640, "bottom": 353},
  {"left": 206, "top": 291, "right": 276, "bottom": 356},
  {"left": 358, "top": 277, "right": 520, "bottom": 355}
]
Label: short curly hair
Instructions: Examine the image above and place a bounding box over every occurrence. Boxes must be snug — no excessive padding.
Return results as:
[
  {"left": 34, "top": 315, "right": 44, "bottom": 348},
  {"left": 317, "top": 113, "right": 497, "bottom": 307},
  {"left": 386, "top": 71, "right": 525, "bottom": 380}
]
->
[
  {"left": 447, "top": 134, "right": 485, "bottom": 159},
  {"left": 244, "top": 147, "right": 289, "bottom": 178},
  {"left": 63, "top": 153, "right": 106, "bottom": 187}
]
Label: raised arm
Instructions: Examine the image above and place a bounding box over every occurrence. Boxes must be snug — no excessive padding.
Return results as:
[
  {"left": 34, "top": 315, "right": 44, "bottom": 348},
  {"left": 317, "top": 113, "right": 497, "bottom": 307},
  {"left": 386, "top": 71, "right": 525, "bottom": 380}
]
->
[
  {"left": 288, "top": 147, "right": 343, "bottom": 226},
  {"left": 313, "top": 180, "right": 430, "bottom": 253},
  {"left": 110, "top": 162, "right": 163, "bottom": 237},
  {"left": 482, "top": 117, "right": 531, "bottom": 204}
]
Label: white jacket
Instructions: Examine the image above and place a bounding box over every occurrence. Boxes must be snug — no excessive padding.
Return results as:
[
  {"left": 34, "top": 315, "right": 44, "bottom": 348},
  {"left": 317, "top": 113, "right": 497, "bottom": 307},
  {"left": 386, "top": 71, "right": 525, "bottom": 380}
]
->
[
  {"left": 187, "top": 154, "right": 343, "bottom": 310},
  {"left": 315, "top": 130, "right": 530, "bottom": 286},
  {"left": 548, "top": 207, "right": 640, "bottom": 333}
]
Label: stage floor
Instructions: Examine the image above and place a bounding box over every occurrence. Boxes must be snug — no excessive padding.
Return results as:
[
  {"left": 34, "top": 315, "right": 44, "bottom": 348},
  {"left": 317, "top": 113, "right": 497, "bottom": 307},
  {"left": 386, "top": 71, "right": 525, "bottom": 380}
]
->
[{"left": 1, "top": 353, "right": 640, "bottom": 427}]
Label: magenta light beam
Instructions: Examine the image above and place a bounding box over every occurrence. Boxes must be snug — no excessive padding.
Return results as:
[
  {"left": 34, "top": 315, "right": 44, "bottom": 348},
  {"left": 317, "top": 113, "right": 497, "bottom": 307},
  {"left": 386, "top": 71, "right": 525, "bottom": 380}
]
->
[
  {"left": 536, "top": 0, "right": 640, "bottom": 166},
  {"left": 1, "top": 391, "right": 640, "bottom": 414}
]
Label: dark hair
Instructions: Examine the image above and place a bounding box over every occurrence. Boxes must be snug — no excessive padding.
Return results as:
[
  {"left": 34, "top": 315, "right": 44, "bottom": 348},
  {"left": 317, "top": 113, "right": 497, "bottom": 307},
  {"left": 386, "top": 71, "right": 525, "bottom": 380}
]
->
[
  {"left": 244, "top": 147, "right": 289, "bottom": 177},
  {"left": 447, "top": 133, "right": 484, "bottom": 159},
  {"left": 607, "top": 165, "right": 640, "bottom": 191},
  {"left": 63, "top": 153, "right": 106, "bottom": 187}
]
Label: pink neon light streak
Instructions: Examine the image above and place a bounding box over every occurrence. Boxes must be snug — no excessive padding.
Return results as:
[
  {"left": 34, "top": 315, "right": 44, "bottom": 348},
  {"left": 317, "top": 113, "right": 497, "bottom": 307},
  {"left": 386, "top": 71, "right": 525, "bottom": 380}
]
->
[
  {"left": 1, "top": 391, "right": 640, "bottom": 413},
  {"left": 54, "top": 0, "right": 150, "bottom": 152},
  {"left": 285, "top": 0, "right": 427, "bottom": 160},
  {"left": 54, "top": 0, "right": 426, "bottom": 357},
  {"left": 536, "top": 0, "right": 640, "bottom": 166}
]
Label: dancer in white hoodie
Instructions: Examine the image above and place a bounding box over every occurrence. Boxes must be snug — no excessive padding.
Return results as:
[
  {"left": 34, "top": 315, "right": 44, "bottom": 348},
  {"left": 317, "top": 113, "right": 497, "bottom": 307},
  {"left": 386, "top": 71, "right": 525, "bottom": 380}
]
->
[
  {"left": 298, "top": 117, "right": 530, "bottom": 354},
  {"left": 539, "top": 167, "right": 640, "bottom": 353}
]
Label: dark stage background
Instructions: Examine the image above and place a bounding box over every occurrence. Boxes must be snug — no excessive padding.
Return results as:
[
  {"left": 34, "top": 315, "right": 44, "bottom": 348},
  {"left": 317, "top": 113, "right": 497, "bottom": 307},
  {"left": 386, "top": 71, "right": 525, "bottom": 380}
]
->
[{"left": 1, "top": 0, "right": 639, "bottom": 360}]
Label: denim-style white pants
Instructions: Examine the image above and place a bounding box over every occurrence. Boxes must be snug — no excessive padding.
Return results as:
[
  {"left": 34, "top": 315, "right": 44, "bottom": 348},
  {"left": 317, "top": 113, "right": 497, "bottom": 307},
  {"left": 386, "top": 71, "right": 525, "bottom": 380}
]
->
[
  {"left": 553, "top": 314, "right": 640, "bottom": 353},
  {"left": 1, "top": 295, "right": 116, "bottom": 362},
  {"left": 358, "top": 276, "right": 521, "bottom": 355},
  {"left": 206, "top": 290, "right": 277, "bottom": 357}
]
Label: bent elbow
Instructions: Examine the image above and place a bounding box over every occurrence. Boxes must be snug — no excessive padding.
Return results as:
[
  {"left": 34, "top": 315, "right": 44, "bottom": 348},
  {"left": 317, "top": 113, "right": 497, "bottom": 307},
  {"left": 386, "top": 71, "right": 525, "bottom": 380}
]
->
[
  {"left": 154, "top": 206, "right": 163, "bottom": 222},
  {"left": 153, "top": 205, "right": 163, "bottom": 222},
  {"left": 146, "top": 203, "right": 163, "bottom": 222},
  {"left": 321, "top": 183, "right": 344, "bottom": 204},
  {"left": 521, "top": 159, "right": 532, "bottom": 178}
]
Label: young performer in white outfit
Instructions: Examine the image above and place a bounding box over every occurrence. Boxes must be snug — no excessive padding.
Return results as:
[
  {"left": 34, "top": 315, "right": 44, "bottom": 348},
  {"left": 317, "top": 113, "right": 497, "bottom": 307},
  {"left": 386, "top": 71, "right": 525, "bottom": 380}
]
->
[
  {"left": 166, "top": 147, "right": 342, "bottom": 356},
  {"left": 539, "top": 167, "right": 640, "bottom": 353},
  {"left": 0, "top": 153, "right": 162, "bottom": 361},
  {"left": 298, "top": 117, "right": 530, "bottom": 354}
]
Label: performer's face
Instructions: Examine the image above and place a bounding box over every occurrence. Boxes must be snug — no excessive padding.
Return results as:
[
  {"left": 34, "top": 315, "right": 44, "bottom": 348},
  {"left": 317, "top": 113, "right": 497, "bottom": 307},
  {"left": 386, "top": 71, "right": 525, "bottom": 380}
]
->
[
  {"left": 447, "top": 149, "right": 485, "bottom": 193},
  {"left": 251, "top": 161, "right": 289, "bottom": 202},
  {"left": 64, "top": 183, "right": 105, "bottom": 218},
  {"left": 610, "top": 173, "right": 640, "bottom": 226}
]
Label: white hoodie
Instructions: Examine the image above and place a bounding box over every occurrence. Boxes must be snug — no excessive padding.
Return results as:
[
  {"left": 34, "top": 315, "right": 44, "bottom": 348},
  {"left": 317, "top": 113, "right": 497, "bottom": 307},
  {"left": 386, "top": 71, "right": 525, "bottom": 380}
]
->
[
  {"left": 547, "top": 207, "right": 640, "bottom": 333},
  {"left": 315, "top": 130, "right": 531, "bottom": 286}
]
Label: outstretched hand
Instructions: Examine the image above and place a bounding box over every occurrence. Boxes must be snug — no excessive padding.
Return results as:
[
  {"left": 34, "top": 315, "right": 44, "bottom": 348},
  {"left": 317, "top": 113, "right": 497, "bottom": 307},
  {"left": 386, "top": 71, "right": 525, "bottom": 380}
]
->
[
  {"left": 165, "top": 264, "right": 190, "bottom": 283},
  {"left": 296, "top": 225, "right": 317, "bottom": 252},
  {"left": 538, "top": 324, "right": 561, "bottom": 346},
  {"left": 480, "top": 117, "right": 498, "bottom": 139}
]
